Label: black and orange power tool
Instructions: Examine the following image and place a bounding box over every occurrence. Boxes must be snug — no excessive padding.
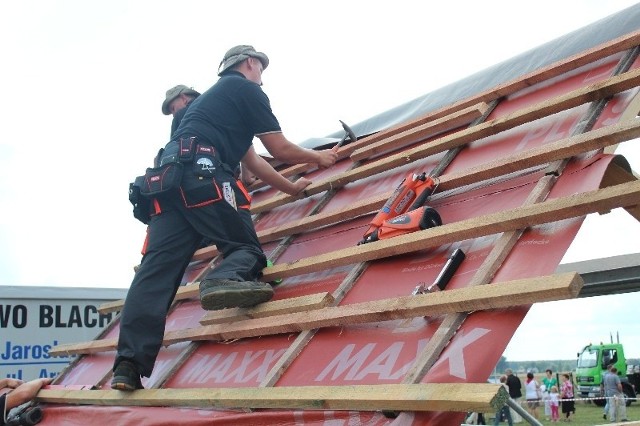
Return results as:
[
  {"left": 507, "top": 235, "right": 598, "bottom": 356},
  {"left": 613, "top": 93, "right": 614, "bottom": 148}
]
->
[{"left": 358, "top": 171, "right": 442, "bottom": 245}]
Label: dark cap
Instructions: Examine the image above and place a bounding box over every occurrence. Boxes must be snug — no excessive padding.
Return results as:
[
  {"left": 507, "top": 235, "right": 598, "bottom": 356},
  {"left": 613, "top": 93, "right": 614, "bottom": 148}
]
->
[
  {"left": 161, "top": 85, "right": 201, "bottom": 115},
  {"left": 218, "top": 45, "right": 269, "bottom": 76}
]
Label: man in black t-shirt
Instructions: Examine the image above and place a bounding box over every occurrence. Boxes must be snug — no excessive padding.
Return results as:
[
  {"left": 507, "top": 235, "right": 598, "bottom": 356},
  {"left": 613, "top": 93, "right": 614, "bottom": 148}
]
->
[
  {"left": 505, "top": 368, "right": 523, "bottom": 422},
  {"left": 505, "top": 369, "right": 523, "bottom": 399},
  {"left": 112, "top": 45, "right": 339, "bottom": 391}
]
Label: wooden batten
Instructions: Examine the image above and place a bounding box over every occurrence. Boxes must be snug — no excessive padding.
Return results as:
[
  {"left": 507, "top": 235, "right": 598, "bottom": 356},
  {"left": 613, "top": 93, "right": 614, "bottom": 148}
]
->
[
  {"left": 51, "top": 272, "right": 582, "bottom": 356},
  {"left": 247, "top": 102, "right": 489, "bottom": 192},
  {"left": 249, "top": 68, "right": 640, "bottom": 215},
  {"left": 261, "top": 180, "right": 640, "bottom": 281},
  {"left": 199, "top": 292, "right": 335, "bottom": 325},
  {"left": 247, "top": 30, "right": 640, "bottom": 193},
  {"left": 100, "top": 163, "right": 640, "bottom": 316},
  {"left": 36, "top": 383, "right": 508, "bottom": 413}
]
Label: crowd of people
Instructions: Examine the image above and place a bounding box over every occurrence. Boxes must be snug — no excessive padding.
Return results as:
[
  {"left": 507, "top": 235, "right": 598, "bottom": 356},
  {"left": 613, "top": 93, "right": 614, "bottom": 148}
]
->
[
  {"left": 477, "top": 367, "right": 628, "bottom": 425},
  {"left": 497, "top": 368, "right": 577, "bottom": 423}
]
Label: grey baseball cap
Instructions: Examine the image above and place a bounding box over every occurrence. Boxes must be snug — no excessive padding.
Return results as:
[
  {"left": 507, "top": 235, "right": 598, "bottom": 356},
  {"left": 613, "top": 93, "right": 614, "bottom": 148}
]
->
[
  {"left": 218, "top": 45, "right": 269, "bottom": 76},
  {"left": 161, "top": 85, "right": 201, "bottom": 115}
]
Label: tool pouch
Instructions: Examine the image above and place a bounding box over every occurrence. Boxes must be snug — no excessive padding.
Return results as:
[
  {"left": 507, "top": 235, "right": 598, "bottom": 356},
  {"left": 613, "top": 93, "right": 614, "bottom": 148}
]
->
[
  {"left": 128, "top": 162, "right": 183, "bottom": 224},
  {"left": 129, "top": 178, "right": 151, "bottom": 224},
  {"left": 139, "top": 162, "right": 184, "bottom": 197},
  {"left": 178, "top": 137, "right": 197, "bottom": 162}
]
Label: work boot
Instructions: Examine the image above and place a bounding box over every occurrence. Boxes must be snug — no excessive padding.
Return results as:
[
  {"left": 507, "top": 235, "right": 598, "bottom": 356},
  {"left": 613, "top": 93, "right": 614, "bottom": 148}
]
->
[
  {"left": 199, "top": 278, "right": 274, "bottom": 311},
  {"left": 111, "top": 359, "right": 144, "bottom": 391}
]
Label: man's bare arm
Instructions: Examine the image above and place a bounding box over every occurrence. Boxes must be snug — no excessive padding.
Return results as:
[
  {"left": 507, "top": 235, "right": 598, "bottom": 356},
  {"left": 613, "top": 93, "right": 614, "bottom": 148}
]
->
[
  {"left": 258, "top": 132, "right": 337, "bottom": 168},
  {"left": 241, "top": 146, "right": 311, "bottom": 196},
  {"left": 4, "top": 378, "right": 51, "bottom": 411}
]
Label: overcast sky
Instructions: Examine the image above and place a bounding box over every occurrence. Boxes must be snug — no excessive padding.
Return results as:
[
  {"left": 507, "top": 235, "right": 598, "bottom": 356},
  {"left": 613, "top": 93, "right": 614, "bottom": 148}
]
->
[{"left": 1, "top": 0, "right": 639, "bottom": 362}]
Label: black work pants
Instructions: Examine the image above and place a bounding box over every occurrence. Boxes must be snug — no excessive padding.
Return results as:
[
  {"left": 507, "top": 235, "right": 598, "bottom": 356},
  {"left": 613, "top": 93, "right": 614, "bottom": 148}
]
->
[{"left": 115, "top": 168, "right": 266, "bottom": 377}]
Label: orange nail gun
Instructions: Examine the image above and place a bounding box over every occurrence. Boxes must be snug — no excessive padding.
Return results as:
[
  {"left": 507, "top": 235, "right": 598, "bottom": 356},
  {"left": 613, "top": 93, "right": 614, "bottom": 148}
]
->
[{"left": 358, "top": 172, "right": 441, "bottom": 245}]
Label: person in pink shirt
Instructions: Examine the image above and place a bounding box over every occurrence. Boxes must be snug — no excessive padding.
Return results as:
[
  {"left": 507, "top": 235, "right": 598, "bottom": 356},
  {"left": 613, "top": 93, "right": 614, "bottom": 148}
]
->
[{"left": 560, "top": 373, "right": 576, "bottom": 422}]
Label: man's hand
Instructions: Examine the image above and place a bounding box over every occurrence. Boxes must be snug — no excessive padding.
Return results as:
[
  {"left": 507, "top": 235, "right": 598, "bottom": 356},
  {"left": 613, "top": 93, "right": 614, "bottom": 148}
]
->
[
  {"left": 240, "top": 162, "right": 258, "bottom": 186},
  {"left": 316, "top": 149, "right": 338, "bottom": 169},
  {"left": 290, "top": 177, "right": 312, "bottom": 196},
  {"left": 0, "top": 378, "right": 23, "bottom": 389}
]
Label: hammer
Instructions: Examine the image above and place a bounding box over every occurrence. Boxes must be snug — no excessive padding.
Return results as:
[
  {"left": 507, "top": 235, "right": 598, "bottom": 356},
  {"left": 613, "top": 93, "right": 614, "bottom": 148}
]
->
[{"left": 333, "top": 120, "right": 357, "bottom": 151}]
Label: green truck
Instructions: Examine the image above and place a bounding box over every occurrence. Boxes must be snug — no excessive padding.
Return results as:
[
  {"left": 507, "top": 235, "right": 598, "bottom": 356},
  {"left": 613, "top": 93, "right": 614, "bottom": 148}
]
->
[{"left": 575, "top": 342, "right": 639, "bottom": 406}]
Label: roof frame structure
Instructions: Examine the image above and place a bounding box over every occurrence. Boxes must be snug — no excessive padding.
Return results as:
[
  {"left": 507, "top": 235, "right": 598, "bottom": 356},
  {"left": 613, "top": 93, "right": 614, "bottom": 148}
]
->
[{"left": 32, "top": 6, "right": 640, "bottom": 426}]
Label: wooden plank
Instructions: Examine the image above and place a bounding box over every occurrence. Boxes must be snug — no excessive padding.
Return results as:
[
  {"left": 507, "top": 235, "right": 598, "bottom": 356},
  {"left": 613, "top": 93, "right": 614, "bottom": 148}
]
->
[
  {"left": 249, "top": 67, "right": 640, "bottom": 214},
  {"left": 49, "top": 272, "right": 581, "bottom": 356},
  {"left": 165, "top": 272, "right": 582, "bottom": 345},
  {"left": 102, "top": 159, "right": 640, "bottom": 316},
  {"left": 467, "top": 31, "right": 640, "bottom": 108},
  {"left": 98, "top": 282, "right": 190, "bottom": 315},
  {"left": 345, "top": 102, "right": 489, "bottom": 161},
  {"left": 260, "top": 180, "right": 640, "bottom": 282},
  {"left": 347, "top": 103, "right": 488, "bottom": 162},
  {"left": 98, "top": 298, "right": 126, "bottom": 315},
  {"left": 247, "top": 31, "right": 640, "bottom": 193},
  {"left": 108, "top": 164, "right": 640, "bottom": 315},
  {"left": 36, "top": 383, "right": 507, "bottom": 413},
  {"left": 436, "top": 119, "right": 640, "bottom": 191},
  {"left": 341, "top": 103, "right": 488, "bottom": 158},
  {"left": 246, "top": 103, "right": 489, "bottom": 192},
  {"left": 241, "top": 118, "right": 640, "bottom": 250},
  {"left": 199, "top": 292, "right": 335, "bottom": 325},
  {"left": 190, "top": 246, "right": 219, "bottom": 263}
]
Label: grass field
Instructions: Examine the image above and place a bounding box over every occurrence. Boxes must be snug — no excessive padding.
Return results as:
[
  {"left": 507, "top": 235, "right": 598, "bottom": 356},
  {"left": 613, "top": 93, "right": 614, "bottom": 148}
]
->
[{"left": 487, "top": 400, "right": 639, "bottom": 425}]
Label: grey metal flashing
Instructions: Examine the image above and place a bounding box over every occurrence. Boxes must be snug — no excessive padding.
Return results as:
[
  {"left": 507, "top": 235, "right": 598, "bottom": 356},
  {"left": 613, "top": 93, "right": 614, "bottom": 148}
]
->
[
  {"left": 0, "top": 285, "right": 127, "bottom": 300},
  {"left": 556, "top": 253, "right": 640, "bottom": 298}
]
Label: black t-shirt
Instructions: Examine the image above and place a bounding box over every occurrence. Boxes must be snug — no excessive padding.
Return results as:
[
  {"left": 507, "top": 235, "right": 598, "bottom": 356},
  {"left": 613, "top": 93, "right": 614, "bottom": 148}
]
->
[
  {"left": 170, "top": 105, "right": 189, "bottom": 138},
  {"left": 173, "top": 71, "right": 281, "bottom": 170},
  {"left": 506, "top": 374, "right": 523, "bottom": 398}
]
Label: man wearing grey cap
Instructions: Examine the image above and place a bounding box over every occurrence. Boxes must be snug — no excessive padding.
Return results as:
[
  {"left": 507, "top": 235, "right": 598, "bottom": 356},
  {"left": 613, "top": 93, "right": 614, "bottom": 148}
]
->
[
  {"left": 112, "top": 45, "right": 339, "bottom": 390},
  {"left": 162, "top": 84, "right": 201, "bottom": 137}
]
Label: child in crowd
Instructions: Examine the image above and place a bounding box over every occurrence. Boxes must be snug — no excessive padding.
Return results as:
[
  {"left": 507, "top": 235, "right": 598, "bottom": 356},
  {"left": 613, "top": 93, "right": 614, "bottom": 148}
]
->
[{"left": 548, "top": 385, "right": 560, "bottom": 422}]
